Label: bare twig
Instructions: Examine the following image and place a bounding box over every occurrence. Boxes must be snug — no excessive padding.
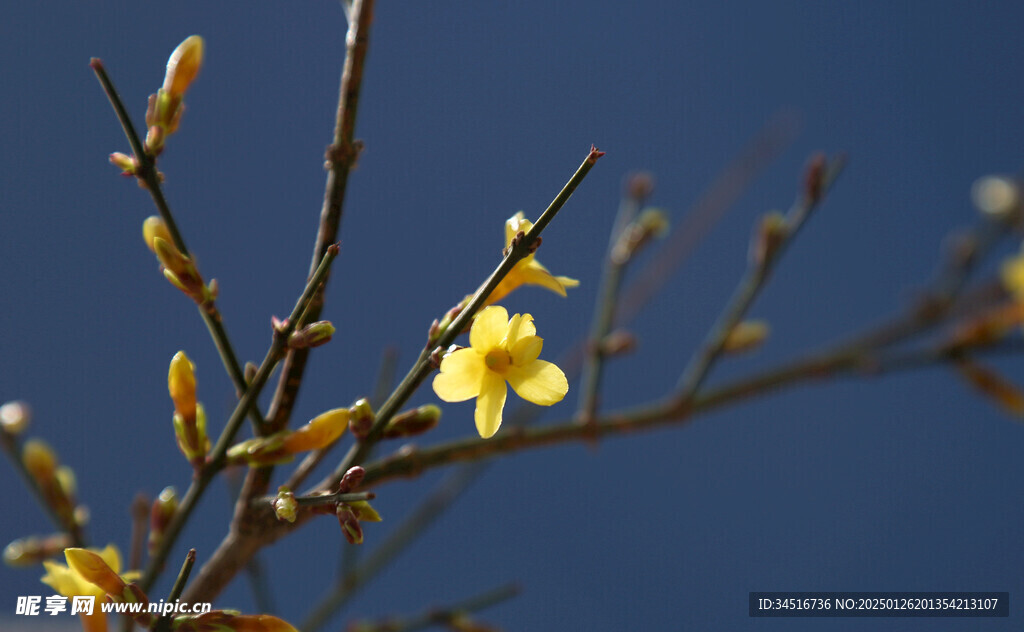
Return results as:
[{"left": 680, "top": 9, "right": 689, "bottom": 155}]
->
[{"left": 140, "top": 246, "right": 339, "bottom": 593}]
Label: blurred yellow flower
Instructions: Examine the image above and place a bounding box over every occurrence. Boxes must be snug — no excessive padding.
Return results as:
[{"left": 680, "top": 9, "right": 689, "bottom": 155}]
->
[
  {"left": 41, "top": 545, "right": 139, "bottom": 632},
  {"left": 433, "top": 305, "right": 568, "bottom": 438},
  {"left": 486, "top": 212, "right": 579, "bottom": 305}
]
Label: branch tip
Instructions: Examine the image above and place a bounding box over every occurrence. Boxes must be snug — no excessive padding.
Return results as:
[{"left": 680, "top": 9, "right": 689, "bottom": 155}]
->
[
  {"left": 89, "top": 58, "right": 103, "bottom": 70},
  {"left": 327, "top": 243, "right": 341, "bottom": 256},
  {"left": 588, "top": 144, "right": 606, "bottom": 163}
]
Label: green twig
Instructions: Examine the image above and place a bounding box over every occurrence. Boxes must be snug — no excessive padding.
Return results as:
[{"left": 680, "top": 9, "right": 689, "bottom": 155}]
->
[
  {"left": 139, "top": 245, "right": 339, "bottom": 593},
  {"left": 316, "top": 581, "right": 521, "bottom": 632},
  {"left": 576, "top": 183, "right": 644, "bottom": 423},
  {"left": 315, "top": 145, "right": 605, "bottom": 493},
  {"left": 153, "top": 549, "right": 196, "bottom": 632},
  {"left": 0, "top": 433, "right": 84, "bottom": 547},
  {"left": 674, "top": 154, "right": 846, "bottom": 403},
  {"left": 89, "top": 59, "right": 267, "bottom": 434}
]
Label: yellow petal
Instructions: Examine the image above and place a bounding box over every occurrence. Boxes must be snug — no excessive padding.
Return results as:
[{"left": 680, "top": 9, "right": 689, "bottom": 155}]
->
[
  {"left": 554, "top": 275, "right": 580, "bottom": 288},
  {"left": 163, "top": 35, "right": 204, "bottom": 97},
  {"left": 41, "top": 560, "right": 89, "bottom": 597},
  {"left": 507, "top": 359, "right": 568, "bottom": 406},
  {"left": 95, "top": 544, "right": 123, "bottom": 575},
  {"left": 433, "top": 349, "right": 485, "bottom": 402},
  {"left": 515, "top": 259, "right": 571, "bottom": 296},
  {"left": 505, "top": 313, "right": 536, "bottom": 344},
  {"left": 280, "top": 408, "right": 349, "bottom": 453},
  {"left": 504, "top": 212, "right": 530, "bottom": 246},
  {"left": 65, "top": 548, "right": 125, "bottom": 596},
  {"left": 509, "top": 334, "right": 543, "bottom": 366},
  {"left": 470, "top": 305, "right": 508, "bottom": 350},
  {"left": 475, "top": 372, "right": 507, "bottom": 438}
]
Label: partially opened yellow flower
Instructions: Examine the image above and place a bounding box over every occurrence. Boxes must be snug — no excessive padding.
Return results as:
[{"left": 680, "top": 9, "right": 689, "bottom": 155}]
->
[
  {"left": 41, "top": 545, "right": 139, "bottom": 632},
  {"left": 485, "top": 212, "right": 579, "bottom": 305},
  {"left": 433, "top": 305, "right": 568, "bottom": 438}
]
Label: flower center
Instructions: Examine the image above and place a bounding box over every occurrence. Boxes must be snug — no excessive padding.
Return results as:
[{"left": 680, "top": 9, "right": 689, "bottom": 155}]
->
[{"left": 484, "top": 349, "right": 512, "bottom": 374}]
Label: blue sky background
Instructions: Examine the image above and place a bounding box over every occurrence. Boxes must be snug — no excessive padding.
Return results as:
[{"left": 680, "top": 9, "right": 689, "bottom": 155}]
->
[{"left": 3, "top": 2, "right": 1024, "bottom": 630}]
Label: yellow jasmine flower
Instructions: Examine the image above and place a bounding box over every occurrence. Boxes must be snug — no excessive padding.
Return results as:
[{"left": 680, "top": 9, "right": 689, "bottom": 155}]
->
[
  {"left": 485, "top": 212, "right": 579, "bottom": 305},
  {"left": 432, "top": 305, "right": 568, "bottom": 438},
  {"left": 41, "top": 545, "right": 139, "bottom": 632}
]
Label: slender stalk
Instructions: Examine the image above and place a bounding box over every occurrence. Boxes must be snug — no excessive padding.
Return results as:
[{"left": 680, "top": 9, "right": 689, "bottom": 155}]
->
[
  {"left": 264, "top": 0, "right": 376, "bottom": 435},
  {"left": 90, "top": 59, "right": 267, "bottom": 433},
  {"left": 0, "top": 433, "right": 84, "bottom": 547},
  {"left": 576, "top": 187, "right": 643, "bottom": 422},
  {"left": 181, "top": 2, "right": 377, "bottom": 603},
  {"left": 359, "top": 330, "right": 1018, "bottom": 489},
  {"left": 303, "top": 460, "right": 487, "bottom": 627},
  {"left": 153, "top": 549, "right": 196, "bottom": 632},
  {"left": 674, "top": 155, "right": 845, "bottom": 402},
  {"left": 311, "top": 582, "right": 521, "bottom": 632},
  {"left": 316, "top": 146, "right": 605, "bottom": 493},
  {"left": 139, "top": 246, "right": 339, "bottom": 592},
  {"left": 128, "top": 493, "right": 149, "bottom": 572}
]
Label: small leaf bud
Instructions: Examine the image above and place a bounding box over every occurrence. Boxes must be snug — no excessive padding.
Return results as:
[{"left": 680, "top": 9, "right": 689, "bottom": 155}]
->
[
  {"left": 338, "top": 466, "right": 365, "bottom": 493},
  {"left": 348, "top": 398, "right": 374, "bottom": 439},
  {"left": 723, "top": 320, "right": 771, "bottom": 353},
  {"left": 336, "top": 505, "right": 363, "bottom": 545},
  {"left": 972, "top": 175, "right": 1021, "bottom": 220},
  {"left": 22, "top": 439, "right": 57, "bottom": 483},
  {"left": 287, "top": 320, "right": 336, "bottom": 349},
  {"left": 109, "top": 152, "right": 138, "bottom": 176},
  {"left": 273, "top": 487, "right": 298, "bottom": 523},
  {"left": 3, "top": 534, "right": 71, "bottom": 567},
  {"left": 382, "top": 404, "right": 441, "bottom": 439},
  {"left": 0, "top": 400, "right": 31, "bottom": 435},
  {"left": 142, "top": 216, "right": 172, "bottom": 254}
]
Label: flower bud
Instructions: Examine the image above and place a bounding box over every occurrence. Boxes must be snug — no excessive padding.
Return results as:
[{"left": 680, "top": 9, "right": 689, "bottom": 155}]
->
[
  {"left": 287, "top": 320, "right": 336, "bottom": 349},
  {"left": 55, "top": 466, "right": 77, "bottom": 500},
  {"left": 382, "top": 404, "right": 441, "bottom": 439},
  {"left": 64, "top": 548, "right": 127, "bottom": 596},
  {"left": 0, "top": 400, "right": 30, "bottom": 435},
  {"left": 144, "top": 124, "right": 166, "bottom": 156},
  {"left": 142, "top": 216, "right": 173, "bottom": 254},
  {"left": 3, "top": 534, "right": 71, "bottom": 567},
  {"left": 972, "top": 175, "right": 1020, "bottom": 220},
  {"left": 348, "top": 399, "right": 374, "bottom": 439},
  {"left": 173, "top": 404, "right": 210, "bottom": 467},
  {"left": 273, "top": 487, "right": 298, "bottom": 523},
  {"left": 109, "top": 152, "right": 137, "bottom": 176},
  {"left": 149, "top": 486, "right": 177, "bottom": 555},
  {"left": 723, "top": 320, "right": 770, "bottom": 353},
  {"left": 163, "top": 36, "right": 204, "bottom": 98},
  {"left": 280, "top": 408, "right": 349, "bottom": 454},
  {"left": 337, "top": 466, "right": 365, "bottom": 493},
  {"left": 22, "top": 439, "right": 57, "bottom": 483},
  {"left": 168, "top": 351, "right": 197, "bottom": 419},
  {"left": 336, "top": 505, "right": 363, "bottom": 545},
  {"left": 626, "top": 171, "right": 655, "bottom": 200}
]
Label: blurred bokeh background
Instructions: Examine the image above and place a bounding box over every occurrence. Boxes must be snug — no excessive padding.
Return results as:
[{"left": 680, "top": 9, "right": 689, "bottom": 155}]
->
[{"left": 2, "top": 2, "right": 1024, "bottom": 630}]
